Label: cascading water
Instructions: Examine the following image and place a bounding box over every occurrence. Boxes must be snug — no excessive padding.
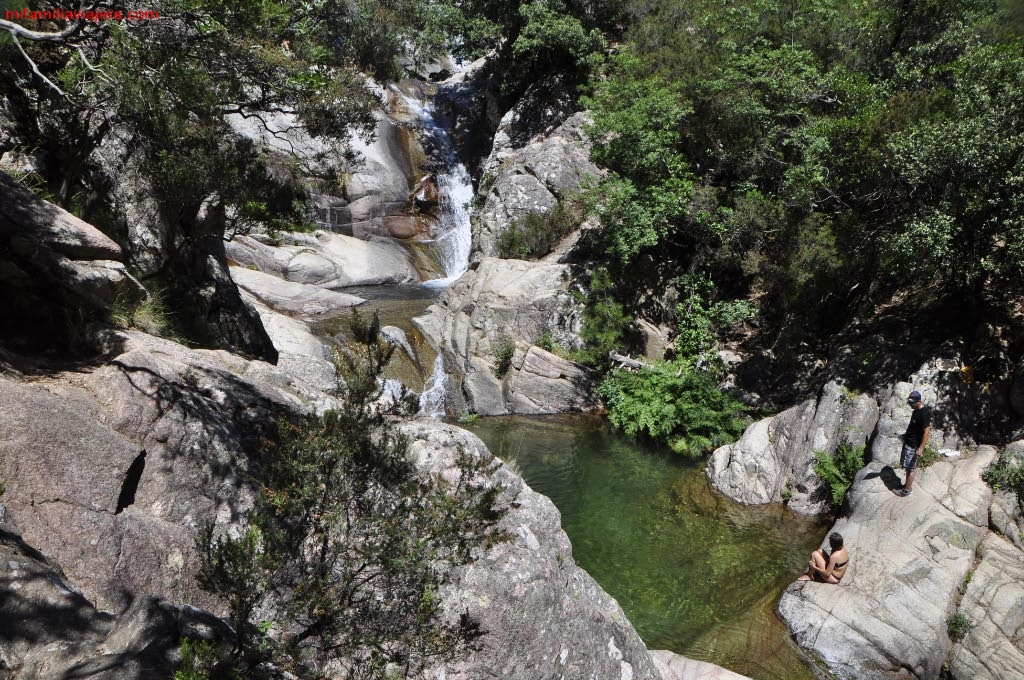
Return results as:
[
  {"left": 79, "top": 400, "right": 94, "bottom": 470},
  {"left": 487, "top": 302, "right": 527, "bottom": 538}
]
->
[
  {"left": 390, "top": 84, "right": 474, "bottom": 283},
  {"left": 389, "top": 82, "right": 475, "bottom": 416}
]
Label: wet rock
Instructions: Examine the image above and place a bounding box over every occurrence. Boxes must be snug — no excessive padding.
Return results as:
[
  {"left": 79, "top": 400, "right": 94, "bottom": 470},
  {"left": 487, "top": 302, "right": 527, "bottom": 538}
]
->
[
  {"left": 947, "top": 532, "right": 1024, "bottom": 680},
  {"left": 413, "top": 257, "right": 591, "bottom": 415},
  {"left": 707, "top": 380, "right": 879, "bottom": 514},
  {"left": 777, "top": 447, "right": 996, "bottom": 679}
]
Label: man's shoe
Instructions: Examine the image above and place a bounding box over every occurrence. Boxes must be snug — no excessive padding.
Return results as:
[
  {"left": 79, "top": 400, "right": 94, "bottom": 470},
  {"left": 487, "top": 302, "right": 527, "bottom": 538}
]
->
[{"left": 896, "top": 488, "right": 912, "bottom": 497}]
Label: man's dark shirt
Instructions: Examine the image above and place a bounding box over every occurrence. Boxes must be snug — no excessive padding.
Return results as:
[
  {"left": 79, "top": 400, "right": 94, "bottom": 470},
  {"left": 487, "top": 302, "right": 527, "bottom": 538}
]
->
[{"left": 904, "top": 405, "right": 932, "bottom": 448}]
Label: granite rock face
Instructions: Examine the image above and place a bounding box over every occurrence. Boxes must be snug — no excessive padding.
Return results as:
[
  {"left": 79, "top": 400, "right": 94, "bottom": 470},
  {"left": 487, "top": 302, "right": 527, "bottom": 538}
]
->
[
  {"left": 473, "top": 112, "right": 601, "bottom": 261},
  {"left": 90, "top": 134, "right": 277, "bottom": 361},
  {"left": 777, "top": 447, "right": 997, "bottom": 680},
  {"left": 404, "top": 421, "right": 661, "bottom": 680},
  {"left": 225, "top": 232, "right": 419, "bottom": 288},
  {"left": 413, "top": 257, "right": 595, "bottom": 415},
  {"left": 0, "top": 329, "right": 337, "bottom": 614},
  {"left": 0, "top": 505, "right": 229, "bottom": 679},
  {"left": 947, "top": 532, "right": 1024, "bottom": 680},
  {"left": 650, "top": 650, "right": 752, "bottom": 680},
  {"left": 707, "top": 380, "right": 879, "bottom": 514},
  {"left": 230, "top": 265, "right": 364, "bottom": 318}
]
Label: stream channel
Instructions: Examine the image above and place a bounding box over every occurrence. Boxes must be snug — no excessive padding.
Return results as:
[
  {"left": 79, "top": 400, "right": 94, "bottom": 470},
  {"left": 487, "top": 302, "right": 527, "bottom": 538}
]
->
[{"left": 311, "top": 77, "right": 828, "bottom": 679}]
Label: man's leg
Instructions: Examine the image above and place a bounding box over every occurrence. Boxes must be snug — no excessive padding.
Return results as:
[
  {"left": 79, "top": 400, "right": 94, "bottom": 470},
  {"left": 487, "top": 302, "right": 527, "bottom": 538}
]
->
[{"left": 905, "top": 466, "right": 916, "bottom": 492}]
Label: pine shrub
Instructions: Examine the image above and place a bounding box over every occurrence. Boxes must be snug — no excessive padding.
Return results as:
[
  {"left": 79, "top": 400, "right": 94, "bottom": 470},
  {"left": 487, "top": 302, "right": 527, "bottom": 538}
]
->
[{"left": 812, "top": 442, "right": 867, "bottom": 509}]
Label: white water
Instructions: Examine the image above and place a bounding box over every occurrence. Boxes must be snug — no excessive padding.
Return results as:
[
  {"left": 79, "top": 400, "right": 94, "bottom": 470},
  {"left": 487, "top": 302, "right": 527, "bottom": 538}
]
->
[
  {"left": 391, "top": 85, "right": 474, "bottom": 281},
  {"left": 418, "top": 355, "right": 448, "bottom": 417}
]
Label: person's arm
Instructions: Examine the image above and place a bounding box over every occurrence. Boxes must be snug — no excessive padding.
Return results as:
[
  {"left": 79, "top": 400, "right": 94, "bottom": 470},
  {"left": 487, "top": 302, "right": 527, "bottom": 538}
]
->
[
  {"left": 918, "top": 424, "right": 931, "bottom": 455},
  {"left": 810, "top": 555, "right": 835, "bottom": 577}
]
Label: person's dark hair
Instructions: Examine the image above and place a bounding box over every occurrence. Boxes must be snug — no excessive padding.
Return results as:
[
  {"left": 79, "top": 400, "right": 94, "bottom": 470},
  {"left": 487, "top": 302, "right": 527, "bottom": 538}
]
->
[{"left": 829, "top": 532, "right": 844, "bottom": 550}]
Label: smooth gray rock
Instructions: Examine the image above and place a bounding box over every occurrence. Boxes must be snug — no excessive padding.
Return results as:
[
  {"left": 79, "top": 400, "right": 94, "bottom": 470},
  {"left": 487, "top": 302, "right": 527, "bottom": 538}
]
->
[
  {"left": 413, "top": 258, "right": 592, "bottom": 415},
  {"left": 226, "top": 231, "right": 419, "bottom": 288},
  {"left": 474, "top": 112, "right": 601, "bottom": 260},
  {"left": 404, "top": 421, "right": 661, "bottom": 680},
  {"left": 777, "top": 447, "right": 996, "bottom": 680},
  {"left": 708, "top": 380, "right": 879, "bottom": 514},
  {"left": 947, "top": 532, "right": 1024, "bottom": 680},
  {"left": 230, "top": 265, "right": 364, "bottom": 318},
  {"left": 650, "top": 650, "right": 752, "bottom": 680}
]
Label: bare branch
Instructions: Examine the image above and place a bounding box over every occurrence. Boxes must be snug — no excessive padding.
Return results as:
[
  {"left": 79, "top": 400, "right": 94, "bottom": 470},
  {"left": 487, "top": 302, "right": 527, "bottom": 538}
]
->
[{"left": 7, "top": 30, "right": 70, "bottom": 100}]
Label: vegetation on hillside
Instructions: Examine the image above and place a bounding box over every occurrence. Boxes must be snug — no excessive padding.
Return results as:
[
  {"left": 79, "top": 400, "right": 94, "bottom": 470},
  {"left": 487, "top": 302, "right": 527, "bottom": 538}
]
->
[{"left": 195, "top": 314, "right": 509, "bottom": 679}]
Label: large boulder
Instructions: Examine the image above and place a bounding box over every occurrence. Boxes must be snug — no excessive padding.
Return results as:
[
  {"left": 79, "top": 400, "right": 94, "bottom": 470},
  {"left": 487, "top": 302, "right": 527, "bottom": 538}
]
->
[
  {"left": 0, "top": 329, "right": 337, "bottom": 614},
  {"left": 946, "top": 532, "right": 1024, "bottom": 680},
  {"left": 650, "top": 650, "right": 752, "bottom": 680},
  {"left": 0, "top": 170, "right": 146, "bottom": 349},
  {"left": 413, "top": 258, "right": 594, "bottom": 415},
  {"left": 473, "top": 111, "right": 601, "bottom": 260},
  {"left": 777, "top": 446, "right": 997, "bottom": 679},
  {"left": 707, "top": 380, "right": 879, "bottom": 514},
  {"left": 230, "top": 265, "right": 364, "bottom": 318},
  {"left": 0, "top": 503, "right": 229, "bottom": 679},
  {"left": 225, "top": 231, "right": 419, "bottom": 288}
]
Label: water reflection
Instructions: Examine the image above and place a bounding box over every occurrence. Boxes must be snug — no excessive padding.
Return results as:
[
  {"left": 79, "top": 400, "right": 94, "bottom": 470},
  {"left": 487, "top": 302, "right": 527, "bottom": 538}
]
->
[{"left": 466, "top": 413, "right": 824, "bottom": 680}]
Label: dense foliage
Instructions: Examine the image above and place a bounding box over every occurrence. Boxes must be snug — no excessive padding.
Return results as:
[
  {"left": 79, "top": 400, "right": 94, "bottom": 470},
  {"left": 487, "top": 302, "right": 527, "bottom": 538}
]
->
[
  {"left": 597, "top": 362, "right": 747, "bottom": 457},
  {"left": 581, "top": 0, "right": 1024, "bottom": 341},
  {"left": 196, "top": 314, "right": 508, "bottom": 679},
  {"left": 812, "top": 442, "right": 868, "bottom": 509}
]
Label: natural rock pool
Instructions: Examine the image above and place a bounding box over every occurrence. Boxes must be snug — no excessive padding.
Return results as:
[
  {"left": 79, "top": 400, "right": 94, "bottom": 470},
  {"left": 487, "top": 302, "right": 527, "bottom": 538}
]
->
[{"left": 466, "top": 414, "right": 826, "bottom": 680}]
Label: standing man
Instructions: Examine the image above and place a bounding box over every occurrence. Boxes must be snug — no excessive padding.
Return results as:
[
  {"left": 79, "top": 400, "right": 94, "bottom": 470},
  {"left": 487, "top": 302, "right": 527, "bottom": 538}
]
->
[{"left": 898, "top": 390, "right": 931, "bottom": 497}]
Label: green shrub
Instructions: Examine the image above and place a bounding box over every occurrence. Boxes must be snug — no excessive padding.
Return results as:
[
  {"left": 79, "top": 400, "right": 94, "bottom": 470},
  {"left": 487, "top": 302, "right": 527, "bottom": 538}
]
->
[
  {"left": 917, "top": 443, "right": 941, "bottom": 468},
  {"left": 812, "top": 442, "right": 867, "bottom": 509},
  {"left": 495, "top": 200, "right": 581, "bottom": 260},
  {"left": 494, "top": 335, "right": 516, "bottom": 377},
  {"left": 982, "top": 448, "right": 1024, "bottom": 507},
  {"left": 597, "top": 361, "right": 747, "bottom": 457},
  {"left": 536, "top": 330, "right": 555, "bottom": 352},
  {"left": 174, "top": 637, "right": 231, "bottom": 680},
  {"left": 196, "top": 312, "right": 510, "bottom": 677},
  {"left": 110, "top": 288, "right": 178, "bottom": 340},
  {"left": 573, "top": 267, "right": 631, "bottom": 368},
  {"left": 947, "top": 610, "right": 973, "bottom": 641}
]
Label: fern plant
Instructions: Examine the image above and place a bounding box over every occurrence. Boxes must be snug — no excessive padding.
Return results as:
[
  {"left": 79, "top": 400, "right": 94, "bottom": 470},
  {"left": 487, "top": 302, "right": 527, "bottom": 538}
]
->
[
  {"left": 812, "top": 442, "right": 867, "bottom": 508},
  {"left": 597, "top": 361, "right": 747, "bottom": 457}
]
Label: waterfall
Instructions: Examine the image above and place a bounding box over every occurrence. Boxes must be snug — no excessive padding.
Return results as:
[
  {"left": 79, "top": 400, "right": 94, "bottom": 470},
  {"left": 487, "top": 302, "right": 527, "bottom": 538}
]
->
[
  {"left": 390, "top": 84, "right": 474, "bottom": 282},
  {"left": 418, "top": 355, "right": 448, "bottom": 418}
]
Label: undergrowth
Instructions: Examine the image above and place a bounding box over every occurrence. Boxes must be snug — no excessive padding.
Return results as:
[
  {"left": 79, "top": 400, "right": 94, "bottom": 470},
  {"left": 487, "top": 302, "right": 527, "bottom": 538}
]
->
[{"left": 812, "top": 442, "right": 867, "bottom": 509}]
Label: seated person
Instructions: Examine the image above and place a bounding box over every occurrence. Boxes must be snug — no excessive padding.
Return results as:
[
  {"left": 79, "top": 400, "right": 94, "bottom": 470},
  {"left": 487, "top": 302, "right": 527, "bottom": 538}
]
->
[{"left": 798, "top": 532, "right": 849, "bottom": 584}]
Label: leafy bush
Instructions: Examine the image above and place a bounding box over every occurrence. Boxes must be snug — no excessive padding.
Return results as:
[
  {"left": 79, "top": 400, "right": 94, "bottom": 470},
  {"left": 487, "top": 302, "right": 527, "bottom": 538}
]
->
[
  {"left": 982, "top": 448, "right": 1024, "bottom": 507},
  {"left": 597, "top": 361, "right": 747, "bottom": 457},
  {"left": 917, "top": 443, "right": 941, "bottom": 469},
  {"left": 494, "top": 335, "right": 516, "bottom": 377},
  {"left": 536, "top": 330, "right": 555, "bottom": 352},
  {"left": 947, "top": 610, "right": 973, "bottom": 642},
  {"left": 196, "top": 313, "right": 510, "bottom": 678},
  {"left": 495, "top": 200, "right": 581, "bottom": 260},
  {"left": 110, "top": 288, "right": 180, "bottom": 341},
  {"left": 812, "top": 442, "right": 867, "bottom": 509}
]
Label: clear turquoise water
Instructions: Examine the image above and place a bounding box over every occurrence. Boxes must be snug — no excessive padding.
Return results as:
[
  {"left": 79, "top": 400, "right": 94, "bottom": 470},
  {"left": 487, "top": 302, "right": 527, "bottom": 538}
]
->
[{"left": 466, "top": 414, "right": 825, "bottom": 680}]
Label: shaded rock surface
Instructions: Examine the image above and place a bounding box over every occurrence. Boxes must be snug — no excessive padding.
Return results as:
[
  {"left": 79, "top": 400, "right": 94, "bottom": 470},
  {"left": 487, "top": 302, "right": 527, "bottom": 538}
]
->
[
  {"left": 413, "top": 257, "right": 594, "bottom": 415},
  {"left": 708, "top": 380, "right": 879, "bottom": 514},
  {"left": 225, "top": 232, "right": 419, "bottom": 288},
  {"left": 89, "top": 133, "right": 276, "bottom": 361},
  {"left": 0, "top": 170, "right": 145, "bottom": 349},
  {"left": 777, "top": 446, "right": 997, "bottom": 680},
  {"left": 0, "top": 506, "right": 228, "bottom": 679},
  {"left": 473, "top": 111, "right": 601, "bottom": 261},
  {"left": 0, "top": 329, "right": 337, "bottom": 614}
]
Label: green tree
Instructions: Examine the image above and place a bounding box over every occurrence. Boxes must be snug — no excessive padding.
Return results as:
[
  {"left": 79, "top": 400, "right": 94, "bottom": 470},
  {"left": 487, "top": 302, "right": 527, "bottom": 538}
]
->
[{"left": 196, "top": 313, "right": 509, "bottom": 679}]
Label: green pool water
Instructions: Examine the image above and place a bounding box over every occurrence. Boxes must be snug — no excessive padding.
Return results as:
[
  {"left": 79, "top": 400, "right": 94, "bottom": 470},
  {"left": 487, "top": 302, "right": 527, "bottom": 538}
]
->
[{"left": 465, "top": 414, "right": 826, "bottom": 680}]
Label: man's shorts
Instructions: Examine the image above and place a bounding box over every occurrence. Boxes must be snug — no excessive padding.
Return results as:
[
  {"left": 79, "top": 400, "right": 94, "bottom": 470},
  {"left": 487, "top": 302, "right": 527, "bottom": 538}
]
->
[{"left": 902, "top": 443, "right": 918, "bottom": 470}]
